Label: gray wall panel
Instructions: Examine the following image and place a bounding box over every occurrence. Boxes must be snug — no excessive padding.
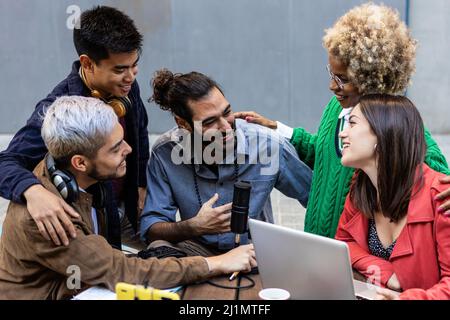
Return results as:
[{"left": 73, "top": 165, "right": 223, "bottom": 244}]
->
[
  {"left": 1, "top": 0, "right": 414, "bottom": 135},
  {"left": 408, "top": 0, "right": 450, "bottom": 134}
]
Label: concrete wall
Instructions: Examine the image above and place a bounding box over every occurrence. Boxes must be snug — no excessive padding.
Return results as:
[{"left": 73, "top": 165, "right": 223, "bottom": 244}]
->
[
  {"left": 4, "top": 0, "right": 438, "bottom": 137},
  {"left": 408, "top": 0, "right": 450, "bottom": 134}
]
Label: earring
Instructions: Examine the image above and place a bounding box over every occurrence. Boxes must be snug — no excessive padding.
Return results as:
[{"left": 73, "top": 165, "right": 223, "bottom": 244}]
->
[{"left": 374, "top": 144, "right": 378, "bottom": 150}]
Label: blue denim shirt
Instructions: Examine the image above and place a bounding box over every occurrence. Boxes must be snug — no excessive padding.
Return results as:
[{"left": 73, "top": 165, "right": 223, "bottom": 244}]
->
[{"left": 140, "top": 119, "right": 312, "bottom": 250}]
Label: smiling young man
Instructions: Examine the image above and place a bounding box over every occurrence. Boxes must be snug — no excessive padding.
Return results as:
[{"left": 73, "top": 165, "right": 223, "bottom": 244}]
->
[
  {"left": 0, "top": 6, "right": 149, "bottom": 249},
  {"left": 0, "top": 97, "right": 255, "bottom": 300},
  {"left": 140, "top": 69, "right": 312, "bottom": 256}
]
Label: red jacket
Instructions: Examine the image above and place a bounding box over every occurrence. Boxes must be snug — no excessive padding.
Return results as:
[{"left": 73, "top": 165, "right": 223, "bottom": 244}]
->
[{"left": 335, "top": 164, "right": 450, "bottom": 300}]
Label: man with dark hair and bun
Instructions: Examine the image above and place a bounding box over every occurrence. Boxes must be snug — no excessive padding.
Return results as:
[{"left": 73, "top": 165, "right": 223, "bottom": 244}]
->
[
  {"left": 0, "top": 96, "right": 256, "bottom": 300},
  {"left": 0, "top": 6, "right": 148, "bottom": 249},
  {"left": 141, "top": 69, "right": 312, "bottom": 256}
]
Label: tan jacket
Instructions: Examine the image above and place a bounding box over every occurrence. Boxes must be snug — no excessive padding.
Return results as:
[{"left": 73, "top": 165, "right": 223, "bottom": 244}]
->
[{"left": 0, "top": 159, "right": 209, "bottom": 300}]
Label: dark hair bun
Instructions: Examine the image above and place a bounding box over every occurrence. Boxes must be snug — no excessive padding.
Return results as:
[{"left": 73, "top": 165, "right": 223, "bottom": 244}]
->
[{"left": 151, "top": 69, "right": 174, "bottom": 110}]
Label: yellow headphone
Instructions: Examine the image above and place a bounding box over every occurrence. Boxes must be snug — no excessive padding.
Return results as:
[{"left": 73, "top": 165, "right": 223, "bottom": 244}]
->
[{"left": 79, "top": 67, "right": 130, "bottom": 118}]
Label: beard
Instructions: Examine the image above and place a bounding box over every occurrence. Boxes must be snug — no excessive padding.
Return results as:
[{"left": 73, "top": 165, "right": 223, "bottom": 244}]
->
[
  {"left": 87, "top": 162, "right": 124, "bottom": 181},
  {"left": 201, "top": 120, "right": 236, "bottom": 150},
  {"left": 188, "top": 121, "right": 237, "bottom": 161}
]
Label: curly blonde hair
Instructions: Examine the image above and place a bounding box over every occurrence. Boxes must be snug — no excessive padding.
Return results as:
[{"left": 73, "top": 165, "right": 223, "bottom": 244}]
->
[{"left": 323, "top": 3, "right": 417, "bottom": 95}]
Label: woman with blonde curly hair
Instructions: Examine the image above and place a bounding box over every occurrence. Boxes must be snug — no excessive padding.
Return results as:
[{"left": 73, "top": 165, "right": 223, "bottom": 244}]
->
[{"left": 235, "top": 3, "right": 450, "bottom": 238}]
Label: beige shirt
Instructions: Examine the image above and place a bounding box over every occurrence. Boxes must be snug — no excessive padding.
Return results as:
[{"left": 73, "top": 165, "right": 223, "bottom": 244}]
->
[{"left": 0, "top": 158, "right": 209, "bottom": 300}]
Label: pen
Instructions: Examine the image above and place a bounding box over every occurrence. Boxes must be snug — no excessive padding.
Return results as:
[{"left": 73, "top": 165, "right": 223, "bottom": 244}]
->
[
  {"left": 229, "top": 234, "right": 242, "bottom": 281},
  {"left": 229, "top": 271, "right": 239, "bottom": 281}
]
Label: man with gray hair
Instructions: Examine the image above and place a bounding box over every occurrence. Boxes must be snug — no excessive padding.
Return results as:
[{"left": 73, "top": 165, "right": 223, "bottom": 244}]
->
[{"left": 0, "top": 96, "right": 255, "bottom": 300}]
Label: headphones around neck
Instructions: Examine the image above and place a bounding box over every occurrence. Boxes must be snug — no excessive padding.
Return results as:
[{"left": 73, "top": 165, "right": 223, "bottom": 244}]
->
[
  {"left": 46, "top": 155, "right": 79, "bottom": 204},
  {"left": 79, "top": 67, "right": 131, "bottom": 118},
  {"left": 46, "top": 155, "right": 107, "bottom": 209}
]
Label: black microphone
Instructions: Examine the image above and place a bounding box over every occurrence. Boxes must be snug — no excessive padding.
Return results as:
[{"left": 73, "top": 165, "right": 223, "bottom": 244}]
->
[
  {"left": 229, "top": 181, "right": 252, "bottom": 281},
  {"left": 230, "top": 181, "right": 251, "bottom": 247}
]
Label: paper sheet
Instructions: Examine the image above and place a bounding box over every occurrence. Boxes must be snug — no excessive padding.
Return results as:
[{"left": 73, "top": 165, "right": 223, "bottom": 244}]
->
[{"left": 72, "top": 286, "right": 116, "bottom": 300}]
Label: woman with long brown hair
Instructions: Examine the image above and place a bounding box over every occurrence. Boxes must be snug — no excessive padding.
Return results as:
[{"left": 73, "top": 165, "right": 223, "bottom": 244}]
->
[{"left": 335, "top": 94, "right": 450, "bottom": 300}]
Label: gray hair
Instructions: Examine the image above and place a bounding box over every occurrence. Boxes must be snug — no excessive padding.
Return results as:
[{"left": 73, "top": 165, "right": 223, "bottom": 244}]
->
[{"left": 42, "top": 96, "right": 118, "bottom": 162}]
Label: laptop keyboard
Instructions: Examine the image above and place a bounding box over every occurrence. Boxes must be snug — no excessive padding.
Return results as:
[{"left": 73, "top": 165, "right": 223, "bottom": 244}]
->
[{"left": 138, "top": 246, "right": 187, "bottom": 259}]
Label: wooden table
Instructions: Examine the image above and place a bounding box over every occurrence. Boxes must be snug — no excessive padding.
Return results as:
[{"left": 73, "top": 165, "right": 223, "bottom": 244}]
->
[
  {"left": 180, "top": 271, "right": 373, "bottom": 300},
  {"left": 181, "top": 274, "right": 263, "bottom": 300}
]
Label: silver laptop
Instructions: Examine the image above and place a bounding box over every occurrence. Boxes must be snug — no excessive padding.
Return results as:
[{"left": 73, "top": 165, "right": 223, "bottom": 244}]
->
[{"left": 249, "top": 219, "right": 399, "bottom": 300}]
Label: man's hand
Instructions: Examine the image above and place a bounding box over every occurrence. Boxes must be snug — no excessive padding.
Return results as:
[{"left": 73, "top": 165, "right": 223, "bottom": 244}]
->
[
  {"left": 138, "top": 187, "right": 147, "bottom": 217},
  {"left": 23, "top": 185, "right": 80, "bottom": 246},
  {"left": 233, "top": 111, "right": 278, "bottom": 129},
  {"left": 437, "top": 176, "right": 450, "bottom": 216},
  {"left": 386, "top": 273, "right": 402, "bottom": 292},
  {"left": 375, "top": 288, "right": 400, "bottom": 300},
  {"left": 205, "top": 244, "right": 257, "bottom": 275},
  {"left": 189, "top": 193, "right": 232, "bottom": 235}
]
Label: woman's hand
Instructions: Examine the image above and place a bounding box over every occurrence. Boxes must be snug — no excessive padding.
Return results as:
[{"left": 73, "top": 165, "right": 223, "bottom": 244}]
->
[
  {"left": 375, "top": 288, "right": 400, "bottom": 300},
  {"left": 437, "top": 176, "right": 450, "bottom": 216},
  {"left": 387, "top": 273, "right": 402, "bottom": 291},
  {"left": 233, "top": 111, "right": 278, "bottom": 129}
]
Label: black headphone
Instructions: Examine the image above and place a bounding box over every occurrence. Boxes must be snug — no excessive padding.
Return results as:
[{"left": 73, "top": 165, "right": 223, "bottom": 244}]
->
[
  {"left": 46, "top": 155, "right": 79, "bottom": 204},
  {"left": 46, "top": 155, "right": 107, "bottom": 209},
  {"left": 79, "top": 67, "right": 131, "bottom": 118}
]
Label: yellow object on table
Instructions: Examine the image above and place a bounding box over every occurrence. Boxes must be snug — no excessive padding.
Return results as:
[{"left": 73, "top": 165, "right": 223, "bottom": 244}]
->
[{"left": 115, "top": 282, "right": 180, "bottom": 300}]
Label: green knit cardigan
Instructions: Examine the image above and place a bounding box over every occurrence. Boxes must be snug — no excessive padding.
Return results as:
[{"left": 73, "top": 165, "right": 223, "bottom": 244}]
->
[{"left": 291, "top": 96, "right": 450, "bottom": 238}]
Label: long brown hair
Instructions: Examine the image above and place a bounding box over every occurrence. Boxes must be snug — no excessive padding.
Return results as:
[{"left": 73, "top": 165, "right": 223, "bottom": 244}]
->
[{"left": 350, "top": 94, "right": 426, "bottom": 222}]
